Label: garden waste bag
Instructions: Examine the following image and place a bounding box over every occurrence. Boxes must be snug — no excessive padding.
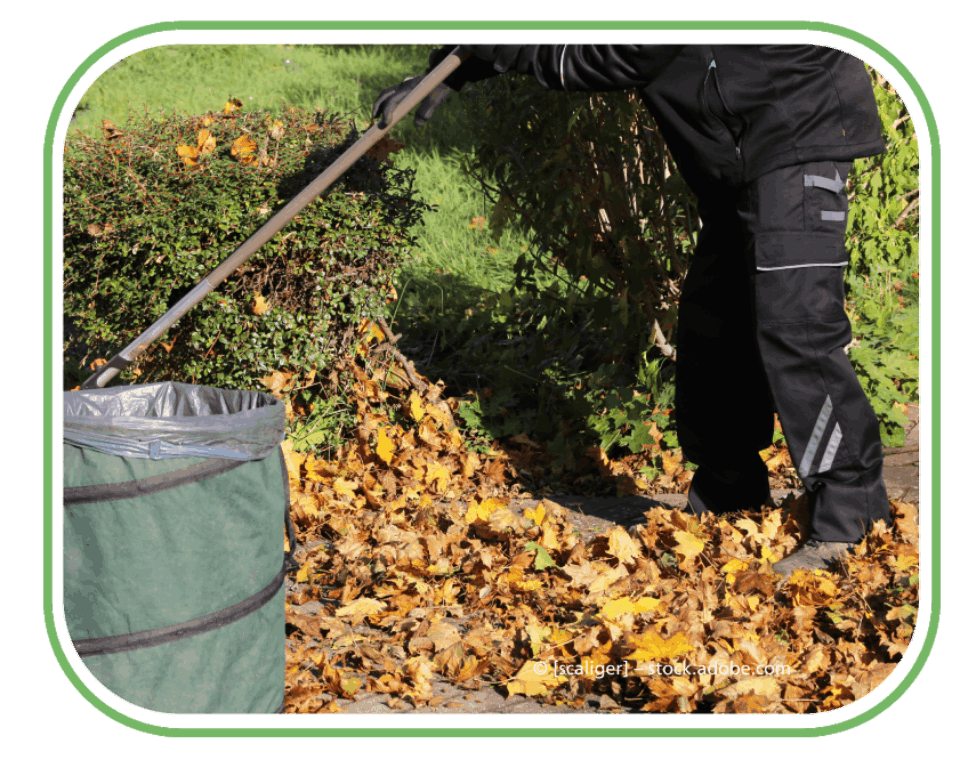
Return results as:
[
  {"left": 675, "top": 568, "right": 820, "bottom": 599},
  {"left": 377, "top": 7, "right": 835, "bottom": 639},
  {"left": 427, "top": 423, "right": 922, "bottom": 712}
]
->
[{"left": 63, "top": 382, "right": 293, "bottom": 713}]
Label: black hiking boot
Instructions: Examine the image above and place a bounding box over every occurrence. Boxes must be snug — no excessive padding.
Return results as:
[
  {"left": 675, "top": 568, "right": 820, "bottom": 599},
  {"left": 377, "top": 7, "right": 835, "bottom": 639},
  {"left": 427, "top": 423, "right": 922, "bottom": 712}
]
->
[
  {"left": 771, "top": 539, "right": 856, "bottom": 577},
  {"left": 684, "top": 457, "right": 770, "bottom": 516}
]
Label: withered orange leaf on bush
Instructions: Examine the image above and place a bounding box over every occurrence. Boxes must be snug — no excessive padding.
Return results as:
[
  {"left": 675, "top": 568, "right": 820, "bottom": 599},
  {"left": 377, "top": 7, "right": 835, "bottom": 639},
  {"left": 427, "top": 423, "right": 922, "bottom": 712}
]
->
[
  {"left": 176, "top": 144, "right": 200, "bottom": 167},
  {"left": 231, "top": 134, "right": 259, "bottom": 165},
  {"left": 197, "top": 128, "right": 216, "bottom": 155},
  {"left": 251, "top": 292, "right": 271, "bottom": 315},
  {"left": 101, "top": 119, "right": 122, "bottom": 140},
  {"left": 365, "top": 135, "right": 405, "bottom": 164}
]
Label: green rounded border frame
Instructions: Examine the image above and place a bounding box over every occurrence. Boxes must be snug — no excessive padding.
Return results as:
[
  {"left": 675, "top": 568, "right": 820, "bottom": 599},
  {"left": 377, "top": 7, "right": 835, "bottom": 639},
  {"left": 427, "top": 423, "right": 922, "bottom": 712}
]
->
[{"left": 43, "top": 19, "right": 941, "bottom": 738}]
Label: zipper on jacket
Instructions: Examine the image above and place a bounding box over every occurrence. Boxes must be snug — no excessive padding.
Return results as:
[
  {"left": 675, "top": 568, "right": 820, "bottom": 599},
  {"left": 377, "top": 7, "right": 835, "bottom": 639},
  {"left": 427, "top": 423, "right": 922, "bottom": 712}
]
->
[{"left": 702, "top": 49, "right": 743, "bottom": 160}]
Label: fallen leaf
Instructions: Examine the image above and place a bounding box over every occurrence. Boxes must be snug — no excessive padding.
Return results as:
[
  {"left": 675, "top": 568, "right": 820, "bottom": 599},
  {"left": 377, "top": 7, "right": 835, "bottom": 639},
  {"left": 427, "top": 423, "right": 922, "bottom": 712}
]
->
[
  {"left": 231, "top": 134, "right": 259, "bottom": 165},
  {"left": 627, "top": 630, "right": 695, "bottom": 663},
  {"left": 376, "top": 428, "right": 395, "bottom": 464},
  {"left": 196, "top": 128, "right": 216, "bottom": 154},
  {"left": 506, "top": 659, "right": 566, "bottom": 697},
  {"left": 251, "top": 292, "right": 271, "bottom": 315}
]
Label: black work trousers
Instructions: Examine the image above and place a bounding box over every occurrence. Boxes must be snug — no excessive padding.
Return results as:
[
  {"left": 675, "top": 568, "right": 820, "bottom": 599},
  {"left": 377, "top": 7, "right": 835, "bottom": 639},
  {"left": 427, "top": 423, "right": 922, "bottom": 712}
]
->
[{"left": 675, "top": 159, "right": 891, "bottom": 542}]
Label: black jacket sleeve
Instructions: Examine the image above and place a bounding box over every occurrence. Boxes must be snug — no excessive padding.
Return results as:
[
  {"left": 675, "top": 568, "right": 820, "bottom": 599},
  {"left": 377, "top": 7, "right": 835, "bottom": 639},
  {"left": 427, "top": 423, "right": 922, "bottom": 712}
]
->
[{"left": 429, "top": 44, "right": 684, "bottom": 92}]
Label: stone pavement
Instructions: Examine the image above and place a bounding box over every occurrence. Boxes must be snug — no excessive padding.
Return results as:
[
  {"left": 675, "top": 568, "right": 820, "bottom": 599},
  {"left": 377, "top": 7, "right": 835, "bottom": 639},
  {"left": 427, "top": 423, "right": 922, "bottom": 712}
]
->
[{"left": 287, "top": 403, "right": 921, "bottom": 714}]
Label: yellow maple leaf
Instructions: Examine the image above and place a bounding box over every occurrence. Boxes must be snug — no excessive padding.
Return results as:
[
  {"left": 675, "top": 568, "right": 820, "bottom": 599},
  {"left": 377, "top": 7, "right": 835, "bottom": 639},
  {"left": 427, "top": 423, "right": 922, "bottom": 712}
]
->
[
  {"left": 176, "top": 144, "right": 200, "bottom": 167},
  {"left": 196, "top": 128, "right": 216, "bottom": 154},
  {"left": 259, "top": 370, "right": 288, "bottom": 396},
  {"left": 459, "top": 452, "right": 481, "bottom": 480},
  {"left": 539, "top": 521, "right": 562, "bottom": 551},
  {"left": 526, "top": 620, "right": 551, "bottom": 655},
  {"left": 376, "top": 428, "right": 395, "bottom": 464},
  {"left": 302, "top": 453, "right": 327, "bottom": 482},
  {"left": 607, "top": 526, "right": 641, "bottom": 564},
  {"left": 589, "top": 563, "right": 629, "bottom": 594},
  {"left": 223, "top": 98, "right": 243, "bottom": 115},
  {"left": 332, "top": 477, "right": 358, "bottom": 497},
  {"left": 230, "top": 134, "right": 259, "bottom": 165},
  {"left": 408, "top": 391, "right": 425, "bottom": 422},
  {"left": 335, "top": 597, "right": 386, "bottom": 620},
  {"left": 894, "top": 553, "right": 919, "bottom": 571},
  {"left": 425, "top": 403, "right": 451, "bottom": 429},
  {"left": 358, "top": 318, "right": 386, "bottom": 345},
  {"left": 403, "top": 656, "right": 436, "bottom": 700},
  {"left": 722, "top": 558, "right": 750, "bottom": 584},
  {"left": 600, "top": 596, "right": 637, "bottom": 622},
  {"left": 661, "top": 450, "right": 682, "bottom": 477},
  {"left": 722, "top": 558, "right": 749, "bottom": 574},
  {"left": 673, "top": 530, "right": 705, "bottom": 561},
  {"left": 524, "top": 503, "right": 546, "bottom": 526},
  {"left": 601, "top": 596, "right": 662, "bottom": 623},
  {"left": 633, "top": 596, "right": 663, "bottom": 613},
  {"left": 425, "top": 462, "right": 451, "bottom": 493},
  {"left": 627, "top": 630, "right": 695, "bottom": 663},
  {"left": 251, "top": 292, "right": 271, "bottom": 315},
  {"left": 506, "top": 659, "right": 566, "bottom": 697},
  {"left": 465, "top": 497, "right": 506, "bottom": 524}
]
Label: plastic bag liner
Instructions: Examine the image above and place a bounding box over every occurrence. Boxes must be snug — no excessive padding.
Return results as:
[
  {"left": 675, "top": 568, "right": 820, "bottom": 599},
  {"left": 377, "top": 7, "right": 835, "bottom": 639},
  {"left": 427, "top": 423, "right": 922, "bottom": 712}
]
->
[
  {"left": 64, "top": 381, "right": 286, "bottom": 460},
  {"left": 63, "top": 382, "right": 291, "bottom": 713}
]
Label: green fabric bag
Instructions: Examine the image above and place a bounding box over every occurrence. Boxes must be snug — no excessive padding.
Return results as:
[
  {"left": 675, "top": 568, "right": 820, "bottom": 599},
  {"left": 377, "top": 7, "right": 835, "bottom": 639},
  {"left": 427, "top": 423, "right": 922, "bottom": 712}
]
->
[{"left": 63, "top": 382, "right": 292, "bottom": 714}]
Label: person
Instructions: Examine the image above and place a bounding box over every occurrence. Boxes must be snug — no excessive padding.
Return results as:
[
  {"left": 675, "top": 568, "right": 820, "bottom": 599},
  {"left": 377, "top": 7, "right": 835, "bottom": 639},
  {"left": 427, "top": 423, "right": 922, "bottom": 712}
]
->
[{"left": 372, "top": 44, "right": 892, "bottom": 576}]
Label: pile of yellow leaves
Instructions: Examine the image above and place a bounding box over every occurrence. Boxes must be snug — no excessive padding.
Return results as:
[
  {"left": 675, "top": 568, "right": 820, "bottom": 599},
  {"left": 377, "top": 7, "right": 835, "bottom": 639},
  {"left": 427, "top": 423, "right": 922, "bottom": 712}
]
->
[{"left": 282, "top": 359, "right": 919, "bottom": 714}]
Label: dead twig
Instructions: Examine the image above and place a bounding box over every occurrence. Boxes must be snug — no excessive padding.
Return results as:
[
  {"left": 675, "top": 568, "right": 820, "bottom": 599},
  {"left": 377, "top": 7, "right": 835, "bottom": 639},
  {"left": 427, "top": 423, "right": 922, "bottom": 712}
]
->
[
  {"left": 882, "top": 445, "right": 918, "bottom": 456},
  {"left": 895, "top": 197, "right": 920, "bottom": 229},
  {"left": 376, "top": 319, "right": 457, "bottom": 426}
]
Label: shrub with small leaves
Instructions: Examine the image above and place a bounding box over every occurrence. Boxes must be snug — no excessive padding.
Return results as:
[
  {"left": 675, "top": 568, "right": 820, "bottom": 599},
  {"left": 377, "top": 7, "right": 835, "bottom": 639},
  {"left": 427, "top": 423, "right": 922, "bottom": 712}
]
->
[{"left": 63, "top": 102, "right": 428, "bottom": 391}]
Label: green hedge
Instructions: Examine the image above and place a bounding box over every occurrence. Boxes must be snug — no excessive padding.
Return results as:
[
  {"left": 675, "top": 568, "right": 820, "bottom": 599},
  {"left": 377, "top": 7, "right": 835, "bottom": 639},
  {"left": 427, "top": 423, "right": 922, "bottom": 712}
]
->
[{"left": 63, "top": 104, "right": 429, "bottom": 391}]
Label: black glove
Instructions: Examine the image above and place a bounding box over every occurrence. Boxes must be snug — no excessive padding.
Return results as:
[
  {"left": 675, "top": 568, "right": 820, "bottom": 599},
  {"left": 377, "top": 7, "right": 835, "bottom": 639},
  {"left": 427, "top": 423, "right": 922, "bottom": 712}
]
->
[
  {"left": 372, "top": 45, "right": 504, "bottom": 129},
  {"left": 428, "top": 45, "right": 502, "bottom": 89},
  {"left": 372, "top": 76, "right": 453, "bottom": 129},
  {"left": 448, "top": 43, "right": 527, "bottom": 77}
]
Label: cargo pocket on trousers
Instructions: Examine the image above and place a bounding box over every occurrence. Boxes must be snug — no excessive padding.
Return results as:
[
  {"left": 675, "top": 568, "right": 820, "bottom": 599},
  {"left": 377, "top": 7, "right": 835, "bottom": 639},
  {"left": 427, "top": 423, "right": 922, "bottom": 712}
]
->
[
  {"left": 747, "top": 160, "right": 853, "bottom": 326},
  {"left": 803, "top": 160, "right": 852, "bottom": 234},
  {"left": 753, "top": 236, "right": 849, "bottom": 326}
]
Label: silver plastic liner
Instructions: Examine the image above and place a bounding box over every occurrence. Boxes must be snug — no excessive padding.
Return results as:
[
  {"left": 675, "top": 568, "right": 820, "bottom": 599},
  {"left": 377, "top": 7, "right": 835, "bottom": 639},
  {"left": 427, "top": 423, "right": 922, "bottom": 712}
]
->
[{"left": 64, "top": 382, "right": 286, "bottom": 460}]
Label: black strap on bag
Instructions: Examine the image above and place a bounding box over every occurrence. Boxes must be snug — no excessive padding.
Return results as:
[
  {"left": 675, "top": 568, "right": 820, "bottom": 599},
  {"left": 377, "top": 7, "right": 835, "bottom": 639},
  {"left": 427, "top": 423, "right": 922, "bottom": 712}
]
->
[
  {"left": 65, "top": 451, "right": 300, "bottom": 570},
  {"left": 73, "top": 567, "right": 286, "bottom": 657},
  {"left": 63, "top": 458, "right": 244, "bottom": 506},
  {"left": 278, "top": 449, "right": 300, "bottom": 573},
  {"left": 65, "top": 447, "right": 300, "bottom": 659}
]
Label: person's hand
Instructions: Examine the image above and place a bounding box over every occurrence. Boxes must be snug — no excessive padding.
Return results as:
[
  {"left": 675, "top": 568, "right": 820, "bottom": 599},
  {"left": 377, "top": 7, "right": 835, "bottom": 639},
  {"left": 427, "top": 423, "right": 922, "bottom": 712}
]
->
[{"left": 371, "top": 76, "right": 452, "bottom": 129}]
